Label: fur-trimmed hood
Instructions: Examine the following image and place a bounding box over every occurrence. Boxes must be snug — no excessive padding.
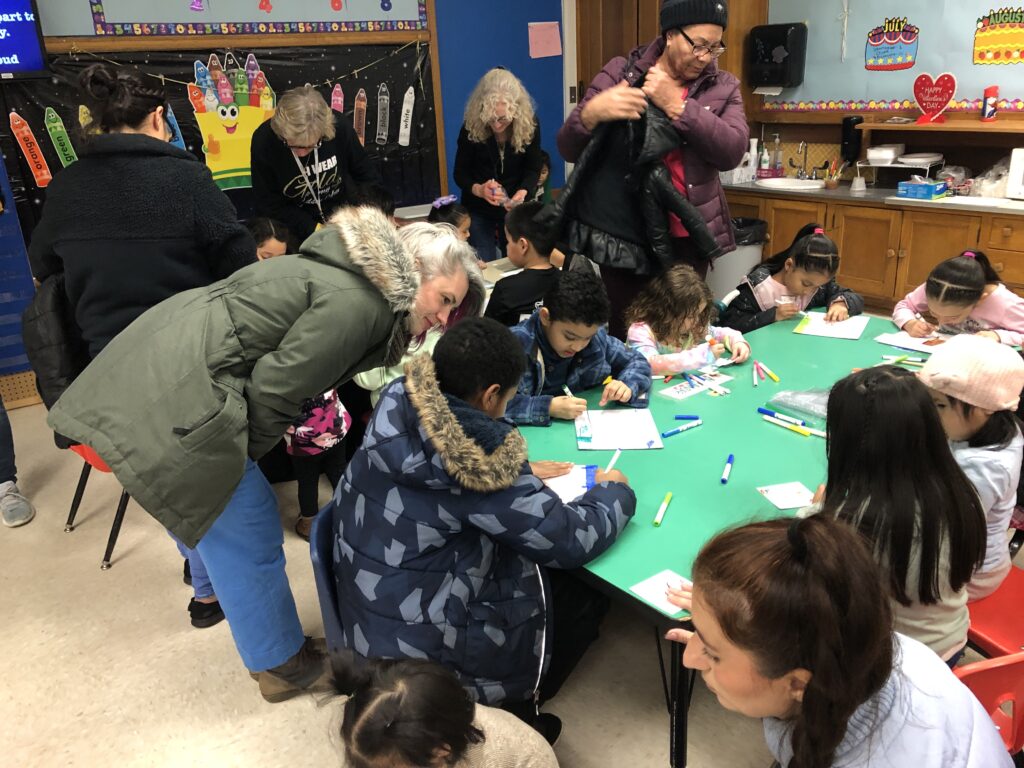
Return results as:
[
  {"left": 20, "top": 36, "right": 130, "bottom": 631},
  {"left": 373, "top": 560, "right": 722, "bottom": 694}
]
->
[{"left": 402, "top": 353, "right": 527, "bottom": 493}]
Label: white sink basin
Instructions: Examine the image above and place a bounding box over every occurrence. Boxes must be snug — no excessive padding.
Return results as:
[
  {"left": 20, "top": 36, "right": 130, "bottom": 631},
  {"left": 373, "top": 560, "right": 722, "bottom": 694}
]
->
[{"left": 754, "top": 178, "right": 827, "bottom": 191}]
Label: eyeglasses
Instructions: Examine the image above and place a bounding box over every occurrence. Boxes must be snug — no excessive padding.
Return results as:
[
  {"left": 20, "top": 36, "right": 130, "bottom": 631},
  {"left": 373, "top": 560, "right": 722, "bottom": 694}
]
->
[
  {"left": 283, "top": 137, "right": 323, "bottom": 151},
  {"left": 678, "top": 28, "right": 726, "bottom": 59},
  {"left": 488, "top": 114, "right": 512, "bottom": 126}
]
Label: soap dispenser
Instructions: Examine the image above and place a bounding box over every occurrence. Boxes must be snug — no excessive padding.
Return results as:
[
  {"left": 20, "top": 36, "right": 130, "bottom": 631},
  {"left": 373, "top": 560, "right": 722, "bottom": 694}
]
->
[{"left": 772, "top": 134, "right": 783, "bottom": 172}]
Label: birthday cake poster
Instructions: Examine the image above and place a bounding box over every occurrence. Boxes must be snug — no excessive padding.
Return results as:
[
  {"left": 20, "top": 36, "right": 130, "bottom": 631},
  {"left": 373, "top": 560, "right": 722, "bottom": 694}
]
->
[
  {"left": 865, "top": 17, "right": 919, "bottom": 71},
  {"left": 973, "top": 7, "right": 1024, "bottom": 64}
]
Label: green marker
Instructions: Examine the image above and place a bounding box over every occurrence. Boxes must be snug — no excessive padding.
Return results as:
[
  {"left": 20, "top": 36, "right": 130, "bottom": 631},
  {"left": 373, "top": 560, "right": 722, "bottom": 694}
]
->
[{"left": 44, "top": 107, "right": 78, "bottom": 167}]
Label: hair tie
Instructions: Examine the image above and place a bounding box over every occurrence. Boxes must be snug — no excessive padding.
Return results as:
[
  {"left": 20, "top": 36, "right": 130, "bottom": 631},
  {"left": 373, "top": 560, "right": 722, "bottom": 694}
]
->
[
  {"left": 787, "top": 518, "right": 809, "bottom": 564},
  {"left": 962, "top": 251, "right": 977, "bottom": 260},
  {"left": 813, "top": 227, "right": 825, "bottom": 235},
  {"left": 432, "top": 194, "right": 458, "bottom": 209}
]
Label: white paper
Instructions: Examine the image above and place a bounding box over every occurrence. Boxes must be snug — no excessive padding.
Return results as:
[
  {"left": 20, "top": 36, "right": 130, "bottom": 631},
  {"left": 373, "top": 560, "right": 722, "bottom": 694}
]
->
[
  {"left": 543, "top": 464, "right": 596, "bottom": 504},
  {"left": 658, "top": 370, "right": 734, "bottom": 401},
  {"left": 577, "top": 409, "right": 663, "bottom": 450},
  {"left": 757, "top": 482, "right": 815, "bottom": 510},
  {"left": 793, "top": 313, "right": 870, "bottom": 340},
  {"left": 629, "top": 569, "right": 692, "bottom": 617},
  {"left": 875, "top": 331, "right": 953, "bottom": 355}
]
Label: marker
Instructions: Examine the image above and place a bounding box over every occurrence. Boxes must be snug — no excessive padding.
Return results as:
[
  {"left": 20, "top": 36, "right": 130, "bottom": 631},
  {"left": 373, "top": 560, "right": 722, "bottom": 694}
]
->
[
  {"left": 562, "top": 385, "right": 574, "bottom": 398},
  {"left": 755, "top": 361, "right": 766, "bottom": 381},
  {"left": 602, "top": 375, "right": 612, "bottom": 385},
  {"left": 762, "top": 414, "right": 811, "bottom": 437},
  {"left": 653, "top": 492, "right": 673, "bottom": 527},
  {"left": 720, "top": 454, "right": 735, "bottom": 485},
  {"left": 663, "top": 375, "right": 674, "bottom": 383},
  {"left": 757, "top": 407, "right": 806, "bottom": 427},
  {"left": 889, "top": 354, "right": 909, "bottom": 366},
  {"left": 605, "top": 449, "right": 622, "bottom": 473},
  {"left": 662, "top": 420, "right": 703, "bottom": 438},
  {"left": 752, "top": 365, "right": 759, "bottom": 388},
  {"left": 883, "top": 355, "right": 925, "bottom": 363},
  {"left": 807, "top": 427, "right": 827, "bottom": 438},
  {"left": 759, "top": 362, "right": 780, "bottom": 382},
  {"left": 683, "top": 373, "right": 696, "bottom": 389},
  {"left": 724, "top": 335, "right": 733, "bottom": 353},
  {"left": 674, "top": 415, "right": 701, "bottom": 421}
]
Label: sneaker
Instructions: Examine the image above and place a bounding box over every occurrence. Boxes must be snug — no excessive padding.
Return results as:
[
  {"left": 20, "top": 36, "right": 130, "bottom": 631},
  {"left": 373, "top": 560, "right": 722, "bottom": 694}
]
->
[
  {"left": 183, "top": 559, "right": 192, "bottom": 586},
  {"left": 534, "top": 713, "right": 563, "bottom": 746},
  {"left": 0, "top": 481, "right": 35, "bottom": 527},
  {"left": 294, "top": 516, "right": 313, "bottom": 542},
  {"left": 188, "top": 598, "right": 225, "bottom": 629},
  {"left": 255, "top": 636, "right": 333, "bottom": 703}
]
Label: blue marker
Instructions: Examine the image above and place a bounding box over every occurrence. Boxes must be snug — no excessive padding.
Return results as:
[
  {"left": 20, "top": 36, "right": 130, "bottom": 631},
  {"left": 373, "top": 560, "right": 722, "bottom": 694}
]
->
[
  {"left": 756, "top": 407, "right": 806, "bottom": 427},
  {"left": 674, "top": 414, "right": 700, "bottom": 421},
  {"left": 662, "top": 419, "right": 703, "bottom": 438},
  {"left": 720, "top": 454, "right": 735, "bottom": 485}
]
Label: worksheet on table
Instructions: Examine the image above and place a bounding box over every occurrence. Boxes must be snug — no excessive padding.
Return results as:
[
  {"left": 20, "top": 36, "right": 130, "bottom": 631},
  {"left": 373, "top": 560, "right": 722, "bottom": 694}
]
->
[
  {"left": 576, "top": 408, "right": 664, "bottom": 450},
  {"left": 793, "top": 313, "right": 870, "bottom": 340},
  {"left": 875, "top": 331, "right": 953, "bottom": 355},
  {"left": 542, "top": 464, "right": 596, "bottom": 503}
]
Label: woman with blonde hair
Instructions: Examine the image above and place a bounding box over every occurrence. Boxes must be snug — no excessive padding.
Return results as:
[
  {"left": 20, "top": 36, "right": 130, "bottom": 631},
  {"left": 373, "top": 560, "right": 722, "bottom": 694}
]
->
[
  {"left": 251, "top": 85, "right": 382, "bottom": 241},
  {"left": 454, "top": 68, "right": 544, "bottom": 262}
]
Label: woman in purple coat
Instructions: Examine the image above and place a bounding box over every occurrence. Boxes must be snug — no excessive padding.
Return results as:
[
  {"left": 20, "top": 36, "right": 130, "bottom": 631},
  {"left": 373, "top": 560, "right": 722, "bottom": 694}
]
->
[{"left": 555, "top": 0, "right": 748, "bottom": 338}]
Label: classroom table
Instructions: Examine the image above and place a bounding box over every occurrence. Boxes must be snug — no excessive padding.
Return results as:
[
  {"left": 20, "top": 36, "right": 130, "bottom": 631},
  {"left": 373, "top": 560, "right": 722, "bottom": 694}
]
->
[{"left": 521, "top": 314, "right": 907, "bottom": 768}]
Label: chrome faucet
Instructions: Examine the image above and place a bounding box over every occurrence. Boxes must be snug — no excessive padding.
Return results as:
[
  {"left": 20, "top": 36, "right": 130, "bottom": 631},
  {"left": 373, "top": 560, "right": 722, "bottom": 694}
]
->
[{"left": 788, "top": 142, "right": 809, "bottom": 179}]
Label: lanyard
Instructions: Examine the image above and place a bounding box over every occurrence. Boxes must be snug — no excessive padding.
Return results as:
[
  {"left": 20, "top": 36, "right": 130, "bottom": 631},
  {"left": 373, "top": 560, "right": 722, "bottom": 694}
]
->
[{"left": 290, "top": 147, "right": 324, "bottom": 222}]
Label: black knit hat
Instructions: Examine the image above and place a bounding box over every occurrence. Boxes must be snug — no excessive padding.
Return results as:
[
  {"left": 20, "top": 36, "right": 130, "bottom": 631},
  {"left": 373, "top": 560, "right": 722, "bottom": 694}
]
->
[{"left": 660, "top": 0, "right": 729, "bottom": 33}]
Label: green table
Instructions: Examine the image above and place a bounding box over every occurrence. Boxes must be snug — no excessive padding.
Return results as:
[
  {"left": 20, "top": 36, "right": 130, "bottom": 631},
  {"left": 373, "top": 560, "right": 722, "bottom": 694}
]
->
[{"left": 521, "top": 314, "right": 903, "bottom": 767}]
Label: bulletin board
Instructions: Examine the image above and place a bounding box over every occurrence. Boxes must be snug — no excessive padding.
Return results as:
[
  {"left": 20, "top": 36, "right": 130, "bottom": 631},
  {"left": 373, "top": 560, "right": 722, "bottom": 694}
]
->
[
  {"left": 763, "top": 0, "right": 1024, "bottom": 114},
  {"left": 87, "top": 0, "right": 427, "bottom": 36},
  {"left": 0, "top": 42, "right": 442, "bottom": 226}
]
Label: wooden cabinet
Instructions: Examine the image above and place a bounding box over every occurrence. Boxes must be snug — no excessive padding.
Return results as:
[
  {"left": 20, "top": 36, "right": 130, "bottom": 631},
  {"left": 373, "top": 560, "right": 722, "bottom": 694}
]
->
[
  {"left": 831, "top": 206, "right": 902, "bottom": 299},
  {"left": 896, "top": 211, "right": 982, "bottom": 298},
  {"left": 763, "top": 199, "right": 826, "bottom": 254},
  {"left": 724, "top": 193, "right": 763, "bottom": 222}
]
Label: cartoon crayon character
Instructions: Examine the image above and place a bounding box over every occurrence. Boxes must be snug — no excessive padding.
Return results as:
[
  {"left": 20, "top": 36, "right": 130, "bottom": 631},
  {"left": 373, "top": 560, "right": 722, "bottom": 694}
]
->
[
  {"left": 354, "top": 88, "right": 367, "bottom": 146},
  {"left": 10, "top": 112, "right": 52, "bottom": 188},
  {"left": 260, "top": 85, "right": 275, "bottom": 110},
  {"left": 245, "top": 54, "right": 260, "bottom": 88},
  {"left": 223, "top": 51, "right": 241, "bottom": 72},
  {"left": 204, "top": 88, "right": 219, "bottom": 113},
  {"left": 194, "top": 60, "right": 213, "bottom": 91},
  {"left": 375, "top": 83, "right": 390, "bottom": 145},
  {"left": 250, "top": 72, "right": 267, "bottom": 107},
  {"left": 208, "top": 53, "right": 224, "bottom": 83},
  {"left": 217, "top": 75, "right": 235, "bottom": 105},
  {"left": 193, "top": 100, "right": 272, "bottom": 190},
  {"left": 44, "top": 107, "right": 78, "bottom": 167},
  {"left": 232, "top": 69, "right": 249, "bottom": 104},
  {"left": 398, "top": 86, "right": 414, "bottom": 147},
  {"left": 165, "top": 106, "right": 187, "bottom": 151},
  {"left": 331, "top": 84, "right": 344, "bottom": 113},
  {"left": 188, "top": 84, "right": 206, "bottom": 113},
  {"left": 78, "top": 104, "right": 99, "bottom": 135}
]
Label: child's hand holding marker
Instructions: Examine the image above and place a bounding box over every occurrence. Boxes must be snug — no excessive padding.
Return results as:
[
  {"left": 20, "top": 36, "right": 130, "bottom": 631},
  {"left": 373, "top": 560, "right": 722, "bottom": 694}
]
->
[
  {"left": 825, "top": 301, "right": 850, "bottom": 323},
  {"left": 904, "top": 313, "right": 936, "bottom": 338},
  {"left": 600, "top": 379, "right": 633, "bottom": 406},
  {"left": 552, "top": 386, "right": 588, "bottom": 420},
  {"left": 775, "top": 297, "right": 800, "bottom": 321},
  {"left": 595, "top": 468, "right": 629, "bottom": 486},
  {"left": 730, "top": 340, "right": 751, "bottom": 364}
]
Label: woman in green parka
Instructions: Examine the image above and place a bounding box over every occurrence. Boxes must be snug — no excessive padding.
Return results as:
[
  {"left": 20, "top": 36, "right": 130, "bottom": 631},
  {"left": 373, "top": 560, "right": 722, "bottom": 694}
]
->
[{"left": 48, "top": 207, "right": 485, "bottom": 702}]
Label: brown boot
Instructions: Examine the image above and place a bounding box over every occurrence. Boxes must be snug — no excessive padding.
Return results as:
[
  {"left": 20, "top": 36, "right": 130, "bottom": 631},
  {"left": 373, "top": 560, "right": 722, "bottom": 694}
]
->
[
  {"left": 255, "top": 637, "right": 333, "bottom": 703},
  {"left": 294, "top": 516, "right": 313, "bottom": 542}
]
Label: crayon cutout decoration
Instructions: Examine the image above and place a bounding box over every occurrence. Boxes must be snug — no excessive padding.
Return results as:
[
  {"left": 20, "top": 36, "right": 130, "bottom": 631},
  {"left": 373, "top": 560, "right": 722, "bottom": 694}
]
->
[
  {"left": 10, "top": 112, "right": 53, "bottom": 188},
  {"left": 354, "top": 88, "right": 367, "bottom": 146},
  {"left": 44, "top": 107, "right": 78, "bottom": 167},
  {"left": 376, "top": 83, "right": 390, "bottom": 145},
  {"left": 190, "top": 52, "right": 275, "bottom": 191},
  {"left": 398, "top": 85, "right": 414, "bottom": 146},
  {"left": 331, "top": 84, "right": 345, "bottom": 113}
]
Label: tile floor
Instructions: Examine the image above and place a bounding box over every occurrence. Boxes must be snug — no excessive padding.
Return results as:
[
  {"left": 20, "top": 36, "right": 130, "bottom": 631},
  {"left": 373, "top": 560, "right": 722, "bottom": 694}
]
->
[{"left": 1, "top": 402, "right": 772, "bottom": 767}]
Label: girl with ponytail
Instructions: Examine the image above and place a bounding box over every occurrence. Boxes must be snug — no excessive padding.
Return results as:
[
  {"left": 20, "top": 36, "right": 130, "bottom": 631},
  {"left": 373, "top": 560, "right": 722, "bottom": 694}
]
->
[
  {"left": 335, "top": 656, "right": 558, "bottom": 767},
  {"left": 719, "top": 223, "right": 864, "bottom": 333},
  {"left": 893, "top": 249, "right": 1024, "bottom": 344},
  {"left": 665, "top": 516, "right": 1010, "bottom": 768}
]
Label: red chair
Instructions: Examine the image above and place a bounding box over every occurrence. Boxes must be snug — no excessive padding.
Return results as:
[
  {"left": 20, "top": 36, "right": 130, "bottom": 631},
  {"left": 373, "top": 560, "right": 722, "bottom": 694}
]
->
[
  {"left": 969, "top": 565, "right": 1024, "bottom": 658},
  {"left": 64, "top": 444, "right": 131, "bottom": 570},
  {"left": 955, "top": 651, "right": 1024, "bottom": 757}
]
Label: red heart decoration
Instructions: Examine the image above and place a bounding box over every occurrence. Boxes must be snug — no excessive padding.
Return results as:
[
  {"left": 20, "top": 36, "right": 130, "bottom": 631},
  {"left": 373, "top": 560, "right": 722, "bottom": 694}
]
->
[
  {"left": 913, "top": 72, "right": 957, "bottom": 123},
  {"left": 331, "top": 0, "right": 343, "bottom": 9},
  {"left": 259, "top": 0, "right": 272, "bottom": 12}
]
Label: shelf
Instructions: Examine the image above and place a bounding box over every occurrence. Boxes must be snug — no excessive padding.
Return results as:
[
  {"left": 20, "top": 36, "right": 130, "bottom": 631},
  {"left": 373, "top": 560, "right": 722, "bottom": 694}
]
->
[{"left": 856, "top": 121, "right": 1024, "bottom": 133}]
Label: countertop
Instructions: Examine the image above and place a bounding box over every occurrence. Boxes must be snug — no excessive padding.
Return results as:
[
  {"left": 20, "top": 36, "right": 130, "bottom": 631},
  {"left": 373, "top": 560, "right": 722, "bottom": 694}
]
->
[{"left": 723, "top": 181, "right": 1024, "bottom": 216}]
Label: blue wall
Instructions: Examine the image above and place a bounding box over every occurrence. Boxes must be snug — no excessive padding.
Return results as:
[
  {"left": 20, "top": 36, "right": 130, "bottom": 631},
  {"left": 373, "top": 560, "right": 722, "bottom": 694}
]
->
[{"left": 434, "top": 0, "right": 565, "bottom": 195}]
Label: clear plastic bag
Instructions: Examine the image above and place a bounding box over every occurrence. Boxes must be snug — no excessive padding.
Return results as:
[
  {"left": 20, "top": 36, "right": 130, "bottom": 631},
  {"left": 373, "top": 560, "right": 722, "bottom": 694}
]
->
[
  {"left": 970, "top": 156, "right": 1011, "bottom": 198},
  {"left": 767, "top": 389, "right": 830, "bottom": 422}
]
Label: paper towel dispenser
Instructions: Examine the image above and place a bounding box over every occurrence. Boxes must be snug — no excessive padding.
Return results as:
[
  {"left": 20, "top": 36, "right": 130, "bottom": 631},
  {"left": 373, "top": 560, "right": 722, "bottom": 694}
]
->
[{"left": 747, "top": 23, "right": 808, "bottom": 88}]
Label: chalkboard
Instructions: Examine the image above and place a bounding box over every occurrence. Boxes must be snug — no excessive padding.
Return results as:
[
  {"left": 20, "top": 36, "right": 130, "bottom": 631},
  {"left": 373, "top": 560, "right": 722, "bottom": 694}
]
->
[{"left": 764, "top": 0, "right": 1024, "bottom": 114}]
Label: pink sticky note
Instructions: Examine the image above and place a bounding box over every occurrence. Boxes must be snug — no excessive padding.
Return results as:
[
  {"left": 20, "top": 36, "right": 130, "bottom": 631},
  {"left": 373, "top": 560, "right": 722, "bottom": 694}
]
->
[{"left": 528, "top": 21, "right": 562, "bottom": 59}]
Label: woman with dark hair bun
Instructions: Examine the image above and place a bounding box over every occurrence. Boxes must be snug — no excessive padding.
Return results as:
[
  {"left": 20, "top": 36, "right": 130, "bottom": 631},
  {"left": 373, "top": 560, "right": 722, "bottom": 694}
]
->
[{"left": 27, "top": 63, "right": 257, "bottom": 630}]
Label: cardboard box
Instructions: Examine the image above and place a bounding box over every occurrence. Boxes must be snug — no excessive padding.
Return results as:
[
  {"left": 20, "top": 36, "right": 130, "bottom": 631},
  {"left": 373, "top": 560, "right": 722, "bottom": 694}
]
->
[{"left": 897, "top": 180, "right": 948, "bottom": 200}]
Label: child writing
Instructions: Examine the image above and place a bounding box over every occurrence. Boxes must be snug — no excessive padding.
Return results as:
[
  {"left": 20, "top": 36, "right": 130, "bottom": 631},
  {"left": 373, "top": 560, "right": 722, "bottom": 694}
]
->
[
  {"left": 485, "top": 201, "right": 561, "bottom": 327},
  {"left": 246, "top": 217, "right": 297, "bottom": 260},
  {"left": 893, "top": 249, "right": 1024, "bottom": 344},
  {"left": 807, "top": 366, "right": 986, "bottom": 666},
  {"left": 719, "top": 224, "right": 863, "bottom": 333},
  {"left": 330, "top": 318, "right": 635, "bottom": 737},
  {"left": 664, "top": 516, "right": 1012, "bottom": 768},
  {"left": 920, "top": 334, "right": 1024, "bottom": 600},
  {"left": 625, "top": 263, "right": 750, "bottom": 375},
  {"left": 334, "top": 656, "right": 559, "bottom": 768},
  {"left": 427, "top": 195, "right": 472, "bottom": 241},
  {"left": 505, "top": 269, "right": 652, "bottom": 426}
]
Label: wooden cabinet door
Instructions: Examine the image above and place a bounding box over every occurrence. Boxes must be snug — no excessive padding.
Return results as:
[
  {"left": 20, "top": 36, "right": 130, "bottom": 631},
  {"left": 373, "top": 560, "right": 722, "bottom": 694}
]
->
[
  {"left": 763, "top": 199, "right": 827, "bottom": 257},
  {"left": 577, "top": 0, "right": 639, "bottom": 92},
  {"left": 896, "top": 211, "right": 982, "bottom": 298},
  {"left": 724, "top": 192, "right": 763, "bottom": 221},
  {"left": 831, "top": 205, "right": 901, "bottom": 300}
]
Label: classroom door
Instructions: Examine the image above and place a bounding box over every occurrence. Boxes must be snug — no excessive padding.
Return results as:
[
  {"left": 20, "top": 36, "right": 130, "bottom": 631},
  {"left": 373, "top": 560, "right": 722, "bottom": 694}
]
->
[
  {"left": 896, "top": 211, "right": 982, "bottom": 298},
  {"left": 831, "top": 205, "right": 902, "bottom": 300}
]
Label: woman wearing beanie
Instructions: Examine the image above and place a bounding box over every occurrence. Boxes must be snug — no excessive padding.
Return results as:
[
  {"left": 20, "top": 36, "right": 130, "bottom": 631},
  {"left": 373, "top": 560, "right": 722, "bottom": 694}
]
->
[
  {"left": 555, "top": 0, "right": 747, "bottom": 339},
  {"left": 919, "top": 335, "right": 1024, "bottom": 599}
]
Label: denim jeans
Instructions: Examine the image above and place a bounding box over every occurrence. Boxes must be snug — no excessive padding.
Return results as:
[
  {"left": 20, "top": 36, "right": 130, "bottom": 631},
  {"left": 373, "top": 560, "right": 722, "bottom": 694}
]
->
[
  {"left": 0, "top": 398, "right": 16, "bottom": 485},
  {"left": 469, "top": 214, "right": 504, "bottom": 263}
]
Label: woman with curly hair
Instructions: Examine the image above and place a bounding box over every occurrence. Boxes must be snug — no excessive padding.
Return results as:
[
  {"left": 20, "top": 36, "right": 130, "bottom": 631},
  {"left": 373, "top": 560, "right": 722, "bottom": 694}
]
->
[{"left": 454, "top": 68, "right": 544, "bottom": 262}]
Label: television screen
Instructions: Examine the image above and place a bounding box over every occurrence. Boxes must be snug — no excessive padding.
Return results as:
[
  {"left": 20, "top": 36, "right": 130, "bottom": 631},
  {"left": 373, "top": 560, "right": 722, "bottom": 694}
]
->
[{"left": 0, "top": 0, "right": 48, "bottom": 80}]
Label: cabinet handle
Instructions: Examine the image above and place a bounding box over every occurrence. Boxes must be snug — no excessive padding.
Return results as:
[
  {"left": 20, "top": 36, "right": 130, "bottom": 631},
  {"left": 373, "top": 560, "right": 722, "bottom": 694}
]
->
[
  {"left": 994, "top": 262, "right": 1005, "bottom": 272},
  {"left": 1004, "top": 226, "right": 1014, "bottom": 238},
  {"left": 886, "top": 248, "right": 896, "bottom": 259},
  {"left": 897, "top": 249, "right": 907, "bottom": 261}
]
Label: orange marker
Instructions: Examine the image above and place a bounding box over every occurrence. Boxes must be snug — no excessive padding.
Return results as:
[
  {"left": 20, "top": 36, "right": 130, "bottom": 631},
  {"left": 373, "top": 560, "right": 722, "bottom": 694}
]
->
[
  {"left": 10, "top": 112, "right": 52, "bottom": 188},
  {"left": 354, "top": 88, "right": 367, "bottom": 146}
]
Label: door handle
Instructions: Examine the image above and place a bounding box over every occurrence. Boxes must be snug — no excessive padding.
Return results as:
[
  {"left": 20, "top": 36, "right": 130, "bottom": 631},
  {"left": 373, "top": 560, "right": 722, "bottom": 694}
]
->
[
  {"left": 994, "top": 262, "right": 1005, "bottom": 272},
  {"left": 886, "top": 248, "right": 896, "bottom": 259},
  {"left": 1004, "top": 226, "right": 1014, "bottom": 238},
  {"left": 897, "top": 249, "right": 907, "bottom": 261}
]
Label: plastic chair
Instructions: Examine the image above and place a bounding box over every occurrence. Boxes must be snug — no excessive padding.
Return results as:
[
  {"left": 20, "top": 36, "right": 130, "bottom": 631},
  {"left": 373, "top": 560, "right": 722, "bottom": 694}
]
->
[
  {"left": 64, "top": 444, "right": 131, "bottom": 570},
  {"left": 955, "top": 650, "right": 1024, "bottom": 756},
  {"left": 309, "top": 502, "right": 345, "bottom": 653},
  {"left": 969, "top": 566, "right": 1024, "bottom": 658}
]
